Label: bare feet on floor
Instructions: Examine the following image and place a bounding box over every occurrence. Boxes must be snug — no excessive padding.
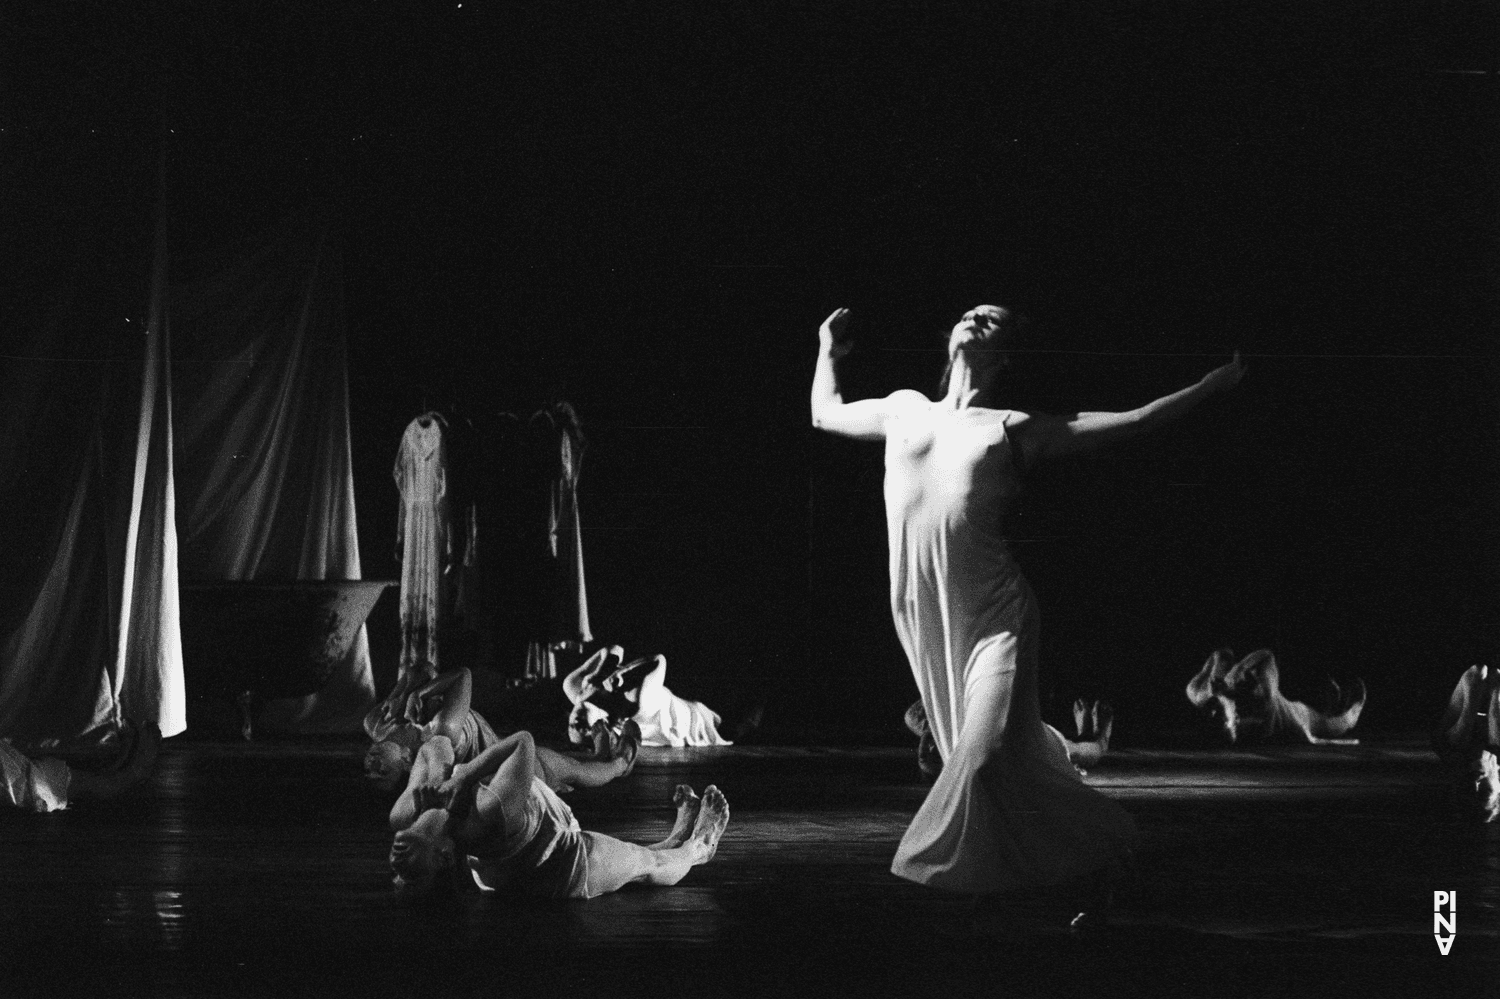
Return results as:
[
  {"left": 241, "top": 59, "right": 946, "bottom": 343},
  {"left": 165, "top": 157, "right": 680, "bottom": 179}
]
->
[
  {"left": 686, "top": 785, "right": 729, "bottom": 863},
  {"left": 1093, "top": 702, "right": 1114, "bottom": 750},
  {"left": 651, "top": 784, "right": 701, "bottom": 850},
  {"left": 1071, "top": 699, "right": 1114, "bottom": 750}
]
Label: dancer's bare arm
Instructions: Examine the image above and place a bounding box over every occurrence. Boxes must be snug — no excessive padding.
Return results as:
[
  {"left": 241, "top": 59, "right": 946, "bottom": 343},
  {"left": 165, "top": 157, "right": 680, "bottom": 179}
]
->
[
  {"left": 810, "top": 308, "right": 927, "bottom": 441},
  {"left": 442, "top": 730, "right": 539, "bottom": 834},
  {"left": 410, "top": 669, "right": 473, "bottom": 745},
  {"left": 390, "top": 736, "right": 457, "bottom": 830},
  {"left": 1012, "top": 353, "right": 1246, "bottom": 464}
]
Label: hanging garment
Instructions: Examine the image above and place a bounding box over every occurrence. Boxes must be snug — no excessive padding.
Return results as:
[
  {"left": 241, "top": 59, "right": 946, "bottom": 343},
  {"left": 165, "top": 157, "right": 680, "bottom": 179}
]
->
[
  {"left": 883, "top": 402, "right": 1137, "bottom": 893},
  {"left": 394, "top": 413, "right": 450, "bottom": 677},
  {"left": 444, "top": 412, "right": 485, "bottom": 634}
]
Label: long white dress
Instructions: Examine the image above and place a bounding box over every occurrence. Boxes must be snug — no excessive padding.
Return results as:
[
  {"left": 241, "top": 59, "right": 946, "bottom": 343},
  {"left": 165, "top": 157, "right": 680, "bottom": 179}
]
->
[
  {"left": 395, "top": 414, "right": 449, "bottom": 676},
  {"left": 884, "top": 400, "right": 1137, "bottom": 893}
]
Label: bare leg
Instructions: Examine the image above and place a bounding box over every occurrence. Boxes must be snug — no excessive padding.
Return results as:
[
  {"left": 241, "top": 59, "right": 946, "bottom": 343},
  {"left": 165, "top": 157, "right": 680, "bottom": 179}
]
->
[
  {"left": 576, "top": 785, "right": 728, "bottom": 896},
  {"left": 534, "top": 744, "right": 630, "bottom": 792}
]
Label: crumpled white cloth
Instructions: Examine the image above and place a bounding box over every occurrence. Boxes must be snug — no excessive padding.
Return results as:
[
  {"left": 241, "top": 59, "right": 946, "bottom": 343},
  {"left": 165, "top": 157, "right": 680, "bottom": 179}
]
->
[
  {"left": 0, "top": 739, "right": 70, "bottom": 812},
  {"left": 564, "top": 646, "right": 731, "bottom": 748}
]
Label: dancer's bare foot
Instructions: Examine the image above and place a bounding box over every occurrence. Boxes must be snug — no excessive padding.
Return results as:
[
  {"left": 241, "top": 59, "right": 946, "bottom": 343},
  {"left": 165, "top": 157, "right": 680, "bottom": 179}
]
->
[
  {"left": 614, "top": 719, "right": 642, "bottom": 778},
  {"left": 1093, "top": 701, "right": 1114, "bottom": 751},
  {"left": 1073, "top": 698, "right": 1090, "bottom": 739},
  {"left": 650, "top": 784, "right": 702, "bottom": 850},
  {"left": 589, "top": 720, "right": 613, "bottom": 761},
  {"left": 686, "top": 785, "right": 729, "bottom": 863}
]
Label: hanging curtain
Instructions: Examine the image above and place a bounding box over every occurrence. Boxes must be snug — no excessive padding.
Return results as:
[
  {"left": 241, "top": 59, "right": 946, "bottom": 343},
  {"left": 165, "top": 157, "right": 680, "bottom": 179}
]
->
[
  {"left": 170, "top": 217, "right": 374, "bottom": 733},
  {"left": 0, "top": 216, "right": 186, "bottom": 741}
]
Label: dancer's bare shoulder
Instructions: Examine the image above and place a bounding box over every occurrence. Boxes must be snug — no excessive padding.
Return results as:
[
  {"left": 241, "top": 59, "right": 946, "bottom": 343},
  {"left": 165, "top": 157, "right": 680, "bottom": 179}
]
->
[
  {"left": 813, "top": 389, "right": 931, "bottom": 441},
  {"left": 885, "top": 389, "right": 932, "bottom": 412}
]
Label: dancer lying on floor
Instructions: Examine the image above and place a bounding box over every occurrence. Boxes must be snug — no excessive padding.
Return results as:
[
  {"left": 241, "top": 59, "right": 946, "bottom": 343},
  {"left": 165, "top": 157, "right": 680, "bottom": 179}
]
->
[
  {"left": 812, "top": 304, "right": 1244, "bottom": 927},
  {"left": 388, "top": 729, "right": 729, "bottom": 899},
  {"left": 1434, "top": 663, "right": 1500, "bottom": 823},
  {"left": 564, "top": 646, "right": 731, "bottom": 748},
  {"left": 364, "top": 667, "right": 637, "bottom": 795},
  {"left": 1, "top": 722, "right": 161, "bottom": 813},
  {"left": 1186, "top": 648, "right": 1364, "bottom": 744}
]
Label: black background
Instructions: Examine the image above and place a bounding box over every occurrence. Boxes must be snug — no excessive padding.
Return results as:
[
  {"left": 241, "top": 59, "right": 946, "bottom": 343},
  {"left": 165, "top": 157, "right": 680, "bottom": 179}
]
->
[{"left": 6, "top": 0, "right": 1497, "bottom": 741}]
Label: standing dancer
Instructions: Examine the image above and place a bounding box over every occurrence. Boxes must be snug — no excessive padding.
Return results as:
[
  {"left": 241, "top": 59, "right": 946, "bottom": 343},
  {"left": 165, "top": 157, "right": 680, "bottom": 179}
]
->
[{"left": 811, "top": 305, "right": 1244, "bottom": 920}]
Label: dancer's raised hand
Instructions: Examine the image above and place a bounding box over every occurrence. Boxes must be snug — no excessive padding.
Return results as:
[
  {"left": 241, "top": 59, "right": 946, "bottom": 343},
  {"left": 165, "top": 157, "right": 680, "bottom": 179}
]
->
[
  {"left": 1202, "top": 351, "right": 1247, "bottom": 394},
  {"left": 819, "top": 308, "right": 854, "bottom": 358},
  {"left": 412, "top": 781, "right": 447, "bottom": 813}
]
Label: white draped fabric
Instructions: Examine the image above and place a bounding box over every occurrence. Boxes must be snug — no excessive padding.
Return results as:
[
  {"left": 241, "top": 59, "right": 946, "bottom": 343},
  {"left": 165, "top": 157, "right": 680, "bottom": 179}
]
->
[
  {"left": 0, "top": 203, "right": 372, "bottom": 740},
  {"left": 0, "top": 218, "right": 186, "bottom": 741},
  {"left": 171, "top": 220, "right": 375, "bottom": 733}
]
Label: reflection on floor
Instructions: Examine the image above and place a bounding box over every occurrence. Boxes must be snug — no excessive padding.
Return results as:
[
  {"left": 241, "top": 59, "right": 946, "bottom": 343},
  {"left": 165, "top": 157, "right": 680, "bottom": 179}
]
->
[{"left": 0, "top": 740, "right": 1493, "bottom": 998}]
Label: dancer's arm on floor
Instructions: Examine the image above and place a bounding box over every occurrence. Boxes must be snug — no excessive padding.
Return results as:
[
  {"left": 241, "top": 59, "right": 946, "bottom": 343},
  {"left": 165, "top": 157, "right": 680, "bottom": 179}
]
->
[
  {"left": 810, "top": 308, "right": 926, "bottom": 441},
  {"left": 1013, "top": 353, "right": 1246, "bottom": 463},
  {"left": 390, "top": 736, "right": 457, "bottom": 830}
]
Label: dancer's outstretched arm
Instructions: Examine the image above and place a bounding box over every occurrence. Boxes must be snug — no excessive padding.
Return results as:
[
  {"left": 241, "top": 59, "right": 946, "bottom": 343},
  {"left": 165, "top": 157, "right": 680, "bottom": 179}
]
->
[
  {"left": 1014, "top": 352, "right": 1246, "bottom": 464},
  {"left": 810, "top": 308, "right": 926, "bottom": 441}
]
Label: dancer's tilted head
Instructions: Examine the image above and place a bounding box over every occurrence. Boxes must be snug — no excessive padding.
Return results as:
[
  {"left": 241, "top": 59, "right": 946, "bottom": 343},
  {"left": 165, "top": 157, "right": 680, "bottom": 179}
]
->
[
  {"left": 940, "top": 305, "right": 1028, "bottom": 396},
  {"left": 389, "top": 821, "right": 455, "bottom": 898},
  {"left": 948, "top": 305, "right": 1023, "bottom": 361}
]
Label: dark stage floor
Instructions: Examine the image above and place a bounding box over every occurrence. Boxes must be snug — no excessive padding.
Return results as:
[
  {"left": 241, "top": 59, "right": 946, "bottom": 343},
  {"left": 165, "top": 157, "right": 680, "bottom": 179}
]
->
[{"left": 1, "top": 738, "right": 1493, "bottom": 998}]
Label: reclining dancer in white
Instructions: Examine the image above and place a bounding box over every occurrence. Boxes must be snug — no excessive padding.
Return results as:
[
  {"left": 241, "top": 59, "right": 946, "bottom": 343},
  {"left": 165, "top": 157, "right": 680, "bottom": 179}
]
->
[
  {"left": 387, "top": 729, "right": 728, "bottom": 900},
  {"left": 564, "top": 646, "right": 732, "bottom": 749}
]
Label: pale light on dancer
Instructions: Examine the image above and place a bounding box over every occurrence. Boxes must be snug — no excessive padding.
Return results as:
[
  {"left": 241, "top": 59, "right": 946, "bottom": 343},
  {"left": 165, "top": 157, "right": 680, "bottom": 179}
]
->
[
  {"left": 1435, "top": 663, "right": 1500, "bottom": 822},
  {"left": 364, "top": 666, "right": 637, "bottom": 795},
  {"left": 811, "top": 304, "right": 1245, "bottom": 924},
  {"left": 388, "top": 729, "right": 728, "bottom": 899},
  {"left": 563, "top": 646, "right": 732, "bottom": 749}
]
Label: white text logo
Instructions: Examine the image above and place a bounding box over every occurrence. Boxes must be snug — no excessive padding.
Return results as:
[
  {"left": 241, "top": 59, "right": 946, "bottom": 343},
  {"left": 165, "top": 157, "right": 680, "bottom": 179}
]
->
[{"left": 1434, "top": 891, "right": 1456, "bottom": 954}]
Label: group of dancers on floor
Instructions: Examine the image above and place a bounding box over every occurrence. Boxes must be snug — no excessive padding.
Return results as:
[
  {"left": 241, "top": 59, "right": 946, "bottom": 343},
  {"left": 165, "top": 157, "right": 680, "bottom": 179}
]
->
[
  {"left": 364, "top": 649, "right": 732, "bottom": 900},
  {"left": 8, "top": 302, "right": 1498, "bottom": 928}
]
